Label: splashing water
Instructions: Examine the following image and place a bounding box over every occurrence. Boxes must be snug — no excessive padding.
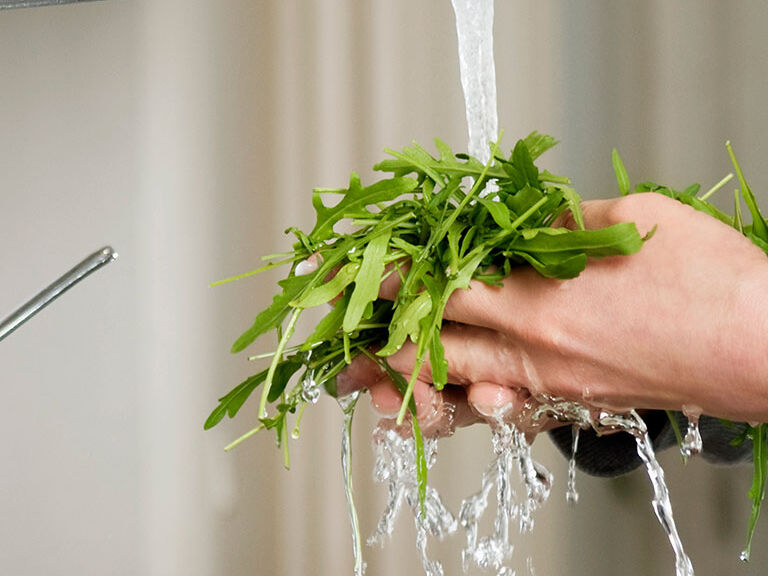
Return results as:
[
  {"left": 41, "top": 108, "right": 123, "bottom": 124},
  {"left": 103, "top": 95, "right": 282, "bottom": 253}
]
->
[
  {"left": 566, "top": 425, "right": 580, "bottom": 505},
  {"left": 369, "top": 426, "right": 458, "bottom": 576},
  {"left": 459, "top": 419, "right": 552, "bottom": 575},
  {"left": 355, "top": 394, "right": 695, "bottom": 575},
  {"left": 632, "top": 416, "right": 696, "bottom": 576},
  {"left": 339, "top": 392, "right": 366, "bottom": 576},
  {"left": 450, "top": 0, "right": 498, "bottom": 164},
  {"left": 521, "top": 398, "right": 695, "bottom": 576}
]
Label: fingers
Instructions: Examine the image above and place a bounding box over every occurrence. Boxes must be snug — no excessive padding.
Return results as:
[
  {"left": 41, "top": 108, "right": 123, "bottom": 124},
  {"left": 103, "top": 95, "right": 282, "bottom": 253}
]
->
[
  {"left": 336, "top": 323, "right": 571, "bottom": 436},
  {"left": 338, "top": 322, "right": 537, "bottom": 409},
  {"left": 335, "top": 351, "right": 481, "bottom": 437},
  {"left": 369, "top": 378, "right": 481, "bottom": 437},
  {"left": 380, "top": 324, "right": 542, "bottom": 425},
  {"left": 384, "top": 323, "right": 525, "bottom": 389},
  {"left": 335, "top": 352, "right": 383, "bottom": 397},
  {"left": 435, "top": 195, "right": 669, "bottom": 331}
]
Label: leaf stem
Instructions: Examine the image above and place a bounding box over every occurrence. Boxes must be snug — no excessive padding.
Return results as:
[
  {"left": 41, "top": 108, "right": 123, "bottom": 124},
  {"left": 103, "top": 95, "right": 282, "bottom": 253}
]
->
[
  {"left": 508, "top": 195, "right": 550, "bottom": 230},
  {"left": 699, "top": 173, "right": 734, "bottom": 201},
  {"left": 224, "top": 423, "right": 265, "bottom": 451},
  {"left": 412, "top": 416, "right": 427, "bottom": 517},
  {"left": 292, "top": 401, "right": 307, "bottom": 439},
  {"left": 210, "top": 256, "right": 297, "bottom": 287},
  {"left": 282, "top": 415, "right": 291, "bottom": 469},
  {"left": 665, "top": 410, "right": 685, "bottom": 463},
  {"left": 744, "top": 424, "right": 767, "bottom": 561},
  {"left": 259, "top": 307, "right": 302, "bottom": 418},
  {"left": 396, "top": 355, "right": 426, "bottom": 426},
  {"left": 437, "top": 138, "right": 502, "bottom": 236}
]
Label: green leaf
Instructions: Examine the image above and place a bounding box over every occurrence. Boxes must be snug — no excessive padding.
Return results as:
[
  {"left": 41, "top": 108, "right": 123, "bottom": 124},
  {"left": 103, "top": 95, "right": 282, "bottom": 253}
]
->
[
  {"left": 429, "top": 330, "right": 448, "bottom": 390},
  {"left": 744, "top": 424, "right": 768, "bottom": 560},
  {"left": 231, "top": 273, "right": 314, "bottom": 353},
  {"left": 446, "top": 222, "right": 465, "bottom": 274},
  {"left": 556, "top": 184, "right": 586, "bottom": 230},
  {"left": 378, "top": 291, "right": 432, "bottom": 356},
  {"left": 513, "top": 223, "right": 645, "bottom": 257},
  {"left": 612, "top": 149, "right": 631, "bottom": 196},
  {"left": 477, "top": 197, "right": 516, "bottom": 230},
  {"left": 266, "top": 359, "right": 304, "bottom": 402},
  {"left": 746, "top": 231, "right": 768, "bottom": 256},
  {"left": 513, "top": 139, "right": 539, "bottom": 188},
  {"left": 291, "top": 262, "right": 361, "bottom": 308},
  {"left": 734, "top": 189, "right": 744, "bottom": 234},
  {"left": 505, "top": 184, "right": 543, "bottom": 215},
  {"left": 301, "top": 297, "right": 348, "bottom": 351},
  {"left": 727, "top": 141, "right": 768, "bottom": 242},
  {"left": 375, "top": 139, "right": 502, "bottom": 182},
  {"left": 204, "top": 368, "right": 269, "bottom": 429},
  {"left": 421, "top": 273, "right": 449, "bottom": 390},
  {"left": 522, "top": 131, "right": 559, "bottom": 160},
  {"left": 309, "top": 175, "right": 417, "bottom": 242},
  {"left": 344, "top": 229, "right": 391, "bottom": 332},
  {"left": 510, "top": 250, "right": 587, "bottom": 279}
]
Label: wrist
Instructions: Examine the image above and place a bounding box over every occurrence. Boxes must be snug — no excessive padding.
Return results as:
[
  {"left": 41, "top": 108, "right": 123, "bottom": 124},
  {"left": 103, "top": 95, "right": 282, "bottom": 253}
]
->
[{"left": 726, "top": 264, "right": 768, "bottom": 422}]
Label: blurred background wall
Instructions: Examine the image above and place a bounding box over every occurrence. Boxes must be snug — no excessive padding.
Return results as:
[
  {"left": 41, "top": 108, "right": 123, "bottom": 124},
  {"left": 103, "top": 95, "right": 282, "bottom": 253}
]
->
[{"left": 2, "top": 1, "right": 768, "bottom": 575}]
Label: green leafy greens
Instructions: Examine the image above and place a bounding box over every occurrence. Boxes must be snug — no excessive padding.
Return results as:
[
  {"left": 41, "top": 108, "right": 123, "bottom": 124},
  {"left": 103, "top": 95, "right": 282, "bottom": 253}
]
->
[{"left": 206, "top": 133, "right": 767, "bottom": 558}]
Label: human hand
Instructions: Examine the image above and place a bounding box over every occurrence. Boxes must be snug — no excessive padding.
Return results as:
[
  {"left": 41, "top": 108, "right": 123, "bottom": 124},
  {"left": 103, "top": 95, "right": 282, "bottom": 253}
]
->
[{"left": 337, "top": 192, "right": 768, "bottom": 431}]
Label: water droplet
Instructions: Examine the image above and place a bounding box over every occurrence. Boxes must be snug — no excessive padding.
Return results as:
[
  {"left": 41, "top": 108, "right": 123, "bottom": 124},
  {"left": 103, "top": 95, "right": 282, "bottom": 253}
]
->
[
  {"left": 680, "top": 419, "right": 702, "bottom": 460},
  {"left": 301, "top": 371, "right": 320, "bottom": 404},
  {"left": 740, "top": 550, "right": 749, "bottom": 563}
]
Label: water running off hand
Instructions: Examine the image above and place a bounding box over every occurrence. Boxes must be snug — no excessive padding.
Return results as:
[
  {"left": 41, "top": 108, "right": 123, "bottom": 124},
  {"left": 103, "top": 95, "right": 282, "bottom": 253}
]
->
[
  {"left": 369, "top": 426, "right": 458, "bottom": 576},
  {"left": 525, "top": 398, "right": 695, "bottom": 576},
  {"left": 339, "top": 393, "right": 366, "bottom": 576},
  {"left": 681, "top": 407, "right": 703, "bottom": 462},
  {"left": 566, "top": 425, "right": 580, "bottom": 505},
  {"left": 459, "top": 419, "right": 552, "bottom": 575}
]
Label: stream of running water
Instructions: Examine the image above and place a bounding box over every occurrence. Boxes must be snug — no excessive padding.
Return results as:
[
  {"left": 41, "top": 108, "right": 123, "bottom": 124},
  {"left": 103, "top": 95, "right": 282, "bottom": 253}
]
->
[{"left": 450, "top": 0, "right": 498, "bottom": 164}]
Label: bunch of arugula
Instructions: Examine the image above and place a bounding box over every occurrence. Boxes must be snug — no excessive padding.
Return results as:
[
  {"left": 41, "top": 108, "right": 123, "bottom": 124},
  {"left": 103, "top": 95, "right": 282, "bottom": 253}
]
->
[{"left": 205, "top": 132, "right": 767, "bottom": 559}]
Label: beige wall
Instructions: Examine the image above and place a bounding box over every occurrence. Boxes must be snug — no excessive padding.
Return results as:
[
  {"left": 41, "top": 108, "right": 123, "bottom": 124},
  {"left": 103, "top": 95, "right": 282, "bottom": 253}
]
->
[{"left": 1, "top": 1, "right": 768, "bottom": 575}]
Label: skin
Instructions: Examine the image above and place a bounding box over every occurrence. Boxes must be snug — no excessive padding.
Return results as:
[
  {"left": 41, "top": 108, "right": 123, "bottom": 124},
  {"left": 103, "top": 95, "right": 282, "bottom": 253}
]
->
[{"left": 336, "top": 192, "right": 768, "bottom": 435}]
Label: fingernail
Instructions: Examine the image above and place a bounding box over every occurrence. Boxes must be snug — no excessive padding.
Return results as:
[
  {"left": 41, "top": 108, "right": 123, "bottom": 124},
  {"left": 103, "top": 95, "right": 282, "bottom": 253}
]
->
[
  {"left": 468, "top": 383, "right": 517, "bottom": 420},
  {"left": 370, "top": 399, "right": 401, "bottom": 419},
  {"left": 295, "top": 254, "right": 322, "bottom": 276}
]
